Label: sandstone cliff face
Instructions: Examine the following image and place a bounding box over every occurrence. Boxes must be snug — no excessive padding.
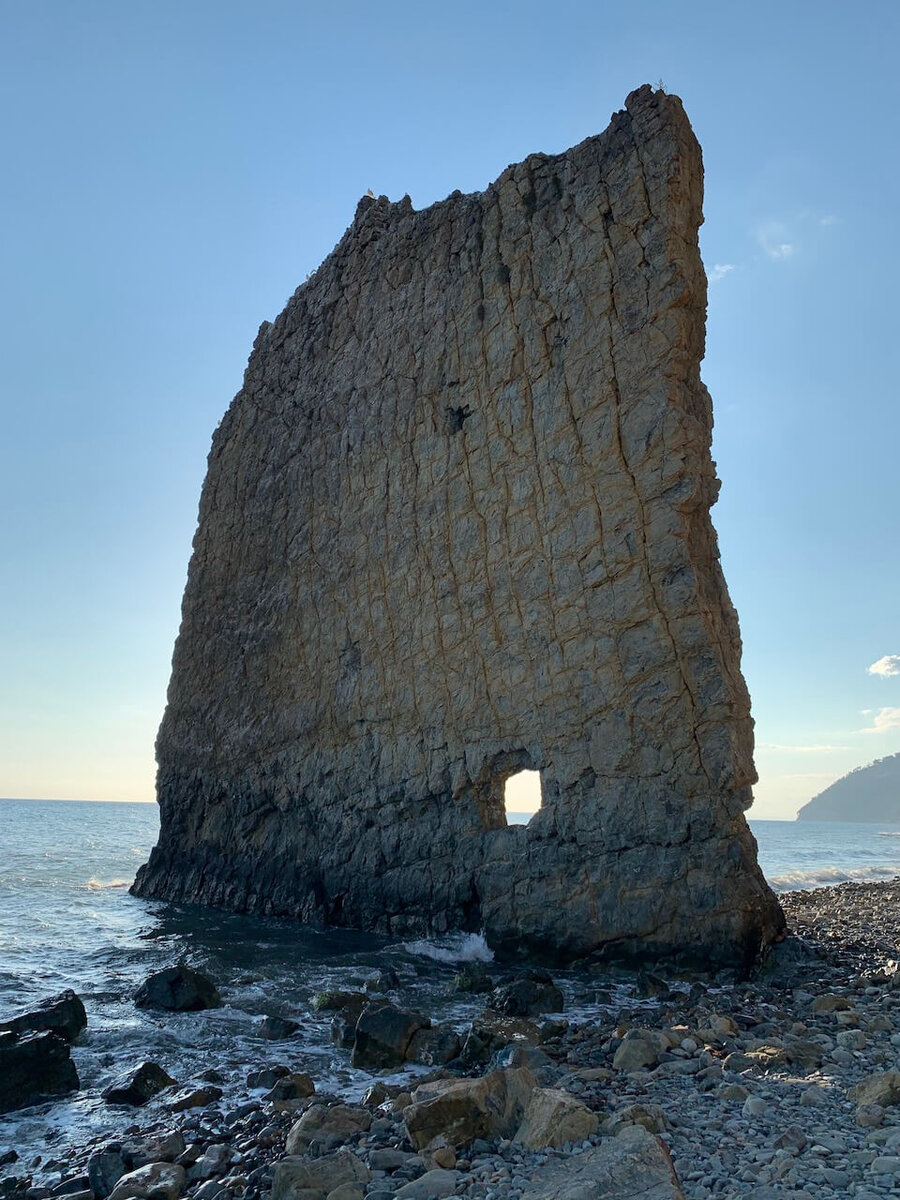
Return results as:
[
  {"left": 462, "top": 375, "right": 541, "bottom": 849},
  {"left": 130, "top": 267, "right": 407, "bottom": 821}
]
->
[{"left": 133, "top": 86, "right": 784, "bottom": 966}]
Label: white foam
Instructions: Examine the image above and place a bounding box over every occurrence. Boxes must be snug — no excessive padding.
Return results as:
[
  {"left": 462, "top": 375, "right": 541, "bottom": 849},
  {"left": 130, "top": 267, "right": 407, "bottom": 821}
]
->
[
  {"left": 85, "top": 877, "right": 130, "bottom": 890},
  {"left": 769, "top": 864, "right": 900, "bottom": 892},
  {"left": 401, "top": 931, "right": 494, "bottom": 963}
]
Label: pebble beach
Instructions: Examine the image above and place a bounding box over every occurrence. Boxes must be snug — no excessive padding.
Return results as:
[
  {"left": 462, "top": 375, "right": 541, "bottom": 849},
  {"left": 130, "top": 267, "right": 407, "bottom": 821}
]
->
[{"left": 6, "top": 879, "right": 900, "bottom": 1199}]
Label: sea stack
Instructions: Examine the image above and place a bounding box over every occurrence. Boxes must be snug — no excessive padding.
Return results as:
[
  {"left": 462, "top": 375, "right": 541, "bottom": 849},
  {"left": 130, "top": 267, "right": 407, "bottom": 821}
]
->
[{"left": 133, "top": 86, "right": 784, "bottom": 966}]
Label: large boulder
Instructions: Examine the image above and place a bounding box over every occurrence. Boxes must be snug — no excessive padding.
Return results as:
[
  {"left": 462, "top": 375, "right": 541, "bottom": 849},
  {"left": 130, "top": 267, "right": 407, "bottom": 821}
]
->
[
  {"left": 121, "top": 1133, "right": 186, "bottom": 1170},
  {"left": 350, "top": 1003, "right": 429, "bottom": 1069},
  {"left": 453, "top": 963, "right": 494, "bottom": 994},
  {"left": 851, "top": 1071, "right": 900, "bottom": 1108},
  {"left": 394, "top": 1171, "right": 458, "bottom": 1199},
  {"left": 0, "top": 1029, "right": 79, "bottom": 1113},
  {"left": 259, "top": 1015, "right": 301, "bottom": 1040},
  {"left": 405, "top": 1026, "right": 462, "bottom": 1066},
  {"left": 404, "top": 1067, "right": 536, "bottom": 1149},
  {"left": 285, "top": 1104, "right": 372, "bottom": 1154},
  {"left": 519, "top": 1124, "right": 683, "bottom": 1198},
  {"left": 613, "top": 1029, "right": 664, "bottom": 1072},
  {"left": 264, "top": 1072, "right": 315, "bottom": 1102},
  {"left": 88, "top": 1150, "right": 129, "bottom": 1200},
  {"left": 514, "top": 1087, "right": 599, "bottom": 1150},
  {"left": 134, "top": 965, "right": 220, "bottom": 1011},
  {"left": 0, "top": 989, "right": 87, "bottom": 1043},
  {"left": 271, "top": 1150, "right": 370, "bottom": 1200},
  {"left": 102, "top": 1061, "right": 176, "bottom": 1106},
  {"left": 490, "top": 972, "right": 564, "bottom": 1017},
  {"left": 107, "top": 1163, "right": 185, "bottom": 1200}
]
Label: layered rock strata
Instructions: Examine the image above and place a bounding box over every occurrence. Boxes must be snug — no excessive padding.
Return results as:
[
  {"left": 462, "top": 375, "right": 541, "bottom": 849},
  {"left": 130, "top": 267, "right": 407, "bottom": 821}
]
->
[{"left": 133, "top": 85, "right": 784, "bottom": 966}]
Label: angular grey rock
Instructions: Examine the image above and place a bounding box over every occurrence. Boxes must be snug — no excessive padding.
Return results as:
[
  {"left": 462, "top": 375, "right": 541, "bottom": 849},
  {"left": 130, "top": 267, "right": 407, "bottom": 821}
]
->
[
  {"left": 520, "top": 1124, "right": 684, "bottom": 1198},
  {"left": 264, "top": 1071, "right": 315, "bottom": 1101},
  {"left": 405, "top": 1025, "right": 462, "bottom": 1066},
  {"left": 490, "top": 971, "right": 563, "bottom": 1016},
  {"left": 514, "top": 1087, "right": 600, "bottom": 1149},
  {"left": 404, "top": 1067, "right": 536, "bottom": 1149},
  {"left": 102, "top": 1061, "right": 175, "bottom": 1106},
  {"left": 168, "top": 1084, "right": 223, "bottom": 1111},
  {"left": 285, "top": 1104, "right": 372, "bottom": 1155},
  {"left": 121, "top": 1133, "right": 186, "bottom": 1170},
  {"left": 452, "top": 963, "right": 494, "bottom": 993},
  {"left": 394, "top": 1171, "right": 458, "bottom": 1200},
  {"left": 259, "top": 1015, "right": 301, "bottom": 1040},
  {"left": 271, "top": 1150, "right": 370, "bottom": 1200},
  {"left": 613, "top": 1029, "right": 662, "bottom": 1072},
  {"left": 350, "top": 1004, "right": 429, "bottom": 1069},
  {"left": 132, "top": 84, "right": 783, "bottom": 967},
  {"left": 0, "top": 1029, "right": 79, "bottom": 1113},
  {"left": 0, "top": 990, "right": 87, "bottom": 1043},
  {"left": 134, "top": 965, "right": 220, "bottom": 1011},
  {"left": 247, "top": 1064, "right": 290, "bottom": 1089},
  {"left": 107, "top": 1164, "right": 185, "bottom": 1200},
  {"left": 88, "top": 1150, "right": 128, "bottom": 1200}
]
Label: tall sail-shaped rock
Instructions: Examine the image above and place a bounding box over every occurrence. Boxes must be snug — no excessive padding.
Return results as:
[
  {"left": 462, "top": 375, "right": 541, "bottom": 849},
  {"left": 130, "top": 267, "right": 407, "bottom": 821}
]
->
[{"left": 134, "top": 86, "right": 784, "bottom": 966}]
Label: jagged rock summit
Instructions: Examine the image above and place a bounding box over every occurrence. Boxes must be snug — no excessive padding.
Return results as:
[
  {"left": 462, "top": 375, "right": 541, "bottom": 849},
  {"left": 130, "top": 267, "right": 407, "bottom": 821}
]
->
[{"left": 133, "top": 86, "right": 784, "bottom": 966}]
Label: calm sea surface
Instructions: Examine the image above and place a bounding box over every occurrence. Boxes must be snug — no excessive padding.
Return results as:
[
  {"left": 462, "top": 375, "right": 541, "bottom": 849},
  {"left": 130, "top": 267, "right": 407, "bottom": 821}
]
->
[{"left": 2, "top": 798, "right": 899, "bottom": 1163}]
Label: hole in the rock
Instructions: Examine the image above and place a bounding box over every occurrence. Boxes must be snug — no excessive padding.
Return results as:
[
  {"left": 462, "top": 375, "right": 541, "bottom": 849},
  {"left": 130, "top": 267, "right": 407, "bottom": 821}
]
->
[
  {"left": 445, "top": 404, "right": 472, "bottom": 434},
  {"left": 503, "top": 769, "right": 542, "bottom": 825}
]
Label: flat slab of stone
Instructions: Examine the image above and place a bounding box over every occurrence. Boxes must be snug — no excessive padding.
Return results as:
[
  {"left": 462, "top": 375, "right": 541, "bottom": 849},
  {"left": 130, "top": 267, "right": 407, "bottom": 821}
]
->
[{"left": 520, "top": 1125, "right": 684, "bottom": 1198}]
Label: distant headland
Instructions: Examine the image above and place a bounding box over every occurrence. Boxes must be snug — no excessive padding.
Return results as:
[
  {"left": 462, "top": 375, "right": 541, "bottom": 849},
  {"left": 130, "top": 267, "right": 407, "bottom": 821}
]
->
[{"left": 797, "top": 753, "right": 900, "bottom": 823}]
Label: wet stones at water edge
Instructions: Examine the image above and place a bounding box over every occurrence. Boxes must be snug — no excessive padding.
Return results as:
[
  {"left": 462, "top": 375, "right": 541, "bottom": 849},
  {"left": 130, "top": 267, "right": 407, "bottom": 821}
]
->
[
  {"left": 10, "top": 882, "right": 900, "bottom": 1200},
  {"left": 133, "top": 84, "right": 784, "bottom": 969},
  {"left": 134, "top": 965, "right": 220, "bottom": 1012}
]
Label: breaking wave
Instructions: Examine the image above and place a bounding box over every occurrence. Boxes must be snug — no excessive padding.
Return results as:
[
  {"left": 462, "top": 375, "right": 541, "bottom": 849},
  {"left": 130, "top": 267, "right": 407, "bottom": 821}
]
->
[
  {"left": 401, "top": 931, "right": 494, "bottom": 963},
  {"left": 86, "top": 877, "right": 130, "bottom": 890},
  {"left": 769, "top": 864, "right": 900, "bottom": 892}
]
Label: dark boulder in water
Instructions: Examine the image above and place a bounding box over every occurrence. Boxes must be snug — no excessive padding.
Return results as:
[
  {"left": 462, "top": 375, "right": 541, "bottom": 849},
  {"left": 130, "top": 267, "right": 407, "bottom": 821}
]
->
[
  {"left": 351, "top": 1003, "right": 429, "bottom": 1069},
  {"left": 88, "top": 1150, "right": 128, "bottom": 1200},
  {"left": 453, "top": 962, "right": 494, "bottom": 994},
  {"left": 102, "top": 1060, "right": 176, "bottom": 1106},
  {"left": 0, "top": 988, "right": 87, "bottom": 1043},
  {"left": 134, "top": 964, "right": 220, "bottom": 1011},
  {"left": 490, "top": 971, "right": 563, "bottom": 1017},
  {"left": 0, "top": 1028, "right": 79, "bottom": 1113},
  {"left": 258, "top": 1014, "right": 300, "bottom": 1040}
]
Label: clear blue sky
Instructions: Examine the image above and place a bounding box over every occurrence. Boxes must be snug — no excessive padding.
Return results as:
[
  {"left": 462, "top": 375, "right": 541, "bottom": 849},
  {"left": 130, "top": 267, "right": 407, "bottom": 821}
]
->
[{"left": 1, "top": 0, "right": 897, "bottom": 817}]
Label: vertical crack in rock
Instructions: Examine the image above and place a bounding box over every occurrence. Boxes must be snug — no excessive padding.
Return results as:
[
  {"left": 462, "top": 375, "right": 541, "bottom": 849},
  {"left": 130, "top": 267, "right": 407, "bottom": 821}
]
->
[{"left": 133, "top": 85, "right": 785, "bottom": 967}]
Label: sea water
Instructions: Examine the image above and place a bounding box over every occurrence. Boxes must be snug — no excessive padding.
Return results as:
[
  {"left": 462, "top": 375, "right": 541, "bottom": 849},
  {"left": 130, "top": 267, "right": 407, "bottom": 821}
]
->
[{"left": 2, "top": 798, "right": 899, "bottom": 1163}]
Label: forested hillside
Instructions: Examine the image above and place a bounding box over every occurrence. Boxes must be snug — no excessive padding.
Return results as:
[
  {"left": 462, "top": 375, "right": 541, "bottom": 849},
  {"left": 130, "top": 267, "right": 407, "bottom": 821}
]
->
[{"left": 797, "top": 753, "right": 900, "bottom": 822}]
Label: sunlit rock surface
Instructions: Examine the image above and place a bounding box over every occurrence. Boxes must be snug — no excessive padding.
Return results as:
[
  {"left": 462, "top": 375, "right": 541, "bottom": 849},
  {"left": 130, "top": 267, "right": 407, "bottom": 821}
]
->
[{"left": 133, "top": 86, "right": 784, "bottom": 966}]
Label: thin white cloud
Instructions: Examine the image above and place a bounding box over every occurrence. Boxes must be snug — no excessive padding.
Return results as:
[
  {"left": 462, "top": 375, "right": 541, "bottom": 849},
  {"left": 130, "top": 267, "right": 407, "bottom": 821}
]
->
[
  {"left": 818, "top": 214, "right": 839, "bottom": 227},
  {"left": 868, "top": 655, "right": 900, "bottom": 678},
  {"left": 709, "top": 263, "right": 735, "bottom": 284},
  {"left": 757, "top": 743, "right": 847, "bottom": 753},
  {"left": 860, "top": 707, "right": 900, "bottom": 734},
  {"left": 756, "top": 222, "right": 795, "bottom": 261}
]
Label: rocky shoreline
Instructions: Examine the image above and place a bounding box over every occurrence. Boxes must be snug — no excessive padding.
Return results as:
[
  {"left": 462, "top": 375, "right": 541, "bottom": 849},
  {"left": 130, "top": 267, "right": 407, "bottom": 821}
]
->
[{"left": 6, "top": 880, "right": 900, "bottom": 1199}]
